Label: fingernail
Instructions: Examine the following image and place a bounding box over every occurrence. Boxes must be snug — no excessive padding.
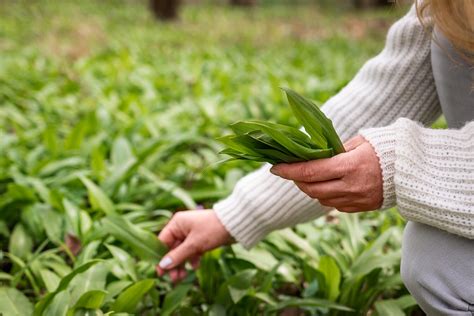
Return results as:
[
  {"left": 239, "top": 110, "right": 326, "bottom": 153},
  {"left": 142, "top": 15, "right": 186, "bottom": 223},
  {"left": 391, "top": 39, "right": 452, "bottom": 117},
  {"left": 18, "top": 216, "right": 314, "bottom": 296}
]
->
[
  {"left": 159, "top": 256, "right": 173, "bottom": 269},
  {"left": 270, "top": 166, "right": 279, "bottom": 175}
]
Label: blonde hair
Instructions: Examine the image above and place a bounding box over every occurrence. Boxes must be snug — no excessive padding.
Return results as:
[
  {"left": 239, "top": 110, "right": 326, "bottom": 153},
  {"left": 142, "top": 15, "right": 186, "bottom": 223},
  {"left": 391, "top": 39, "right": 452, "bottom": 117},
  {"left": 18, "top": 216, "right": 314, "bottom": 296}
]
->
[{"left": 416, "top": 0, "right": 474, "bottom": 64}]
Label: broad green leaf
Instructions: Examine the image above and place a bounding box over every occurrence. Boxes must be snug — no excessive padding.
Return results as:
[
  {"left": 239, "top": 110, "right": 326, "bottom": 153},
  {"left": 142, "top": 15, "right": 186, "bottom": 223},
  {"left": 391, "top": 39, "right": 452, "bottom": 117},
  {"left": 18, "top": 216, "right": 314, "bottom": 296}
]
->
[
  {"left": 283, "top": 88, "right": 345, "bottom": 154},
  {"left": 63, "top": 198, "right": 82, "bottom": 237},
  {"left": 9, "top": 223, "right": 33, "bottom": 260},
  {"left": 0, "top": 287, "right": 34, "bottom": 316},
  {"left": 139, "top": 168, "right": 197, "bottom": 209},
  {"left": 349, "top": 228, "right": 396, "bottom": 277},
  {"left": 40, "top": 269, "right": 61, "bottom": 292},
  {"left": 111, "top": 279, "right": 154, "bottom": 313},
  {"left": 0, "top": 272, "right": 13, "bottom": 281},
  {"left": 105, "top": 280, "right": 133, "bottom": 302},
  {"left": 43, "top": 290, "right": 70, "bottom": 316},
  {"left": 80, "top": 176, "right": 115, "bottom": 215},
  {"left": 72, "top": 290, "right": 107, "bottom": 310},
  {"left": 39, "top": 157, "right": 84, "bottom": 177},
  {"left": 318, "top": 256, "right": 341, "bottom": 301},
  {"left": 111, "top": 137, "right": 135, "bottom": 168},
  {"left": 102, "top": 215, "right": 167, "bottom": 262},
  {"left": 34, "top": 260, "right": 102, "bottom": 316},
  {"left": 40, "top": 208, "right": 64, "bottom": 244},
  {"left": 226, "top": 270, "right": 257, "bottom": 304},
  {"left": 105, "top": 244, "right": 138, "bottom": 281},
  {"left": 69, "top": 264, "right": 108, "bottom": 307},
  {"left": 230, "top": 121, "right": 326, "bottom": 160},
  {"left": 276, "top": 228, "right": 319, "bottom": 261},
  {"left": 374, "top": 296, "right": 417, "bottom": 316},
  {"left": 161, "top": 284, "right": 192, "bottom": 316}
]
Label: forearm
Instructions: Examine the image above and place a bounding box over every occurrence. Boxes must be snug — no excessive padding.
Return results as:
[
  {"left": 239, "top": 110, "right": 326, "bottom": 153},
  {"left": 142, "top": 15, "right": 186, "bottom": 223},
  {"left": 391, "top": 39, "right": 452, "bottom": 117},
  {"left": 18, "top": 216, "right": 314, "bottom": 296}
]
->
[{"left": 214, "top": 5, "right": 441, "bottom": 249}]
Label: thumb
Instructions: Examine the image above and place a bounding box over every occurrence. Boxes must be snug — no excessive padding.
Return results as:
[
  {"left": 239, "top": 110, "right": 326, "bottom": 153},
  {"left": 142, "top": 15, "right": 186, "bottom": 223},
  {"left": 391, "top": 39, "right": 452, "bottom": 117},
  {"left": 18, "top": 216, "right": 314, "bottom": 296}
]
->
[
  {"left": 158, "top": 239, "right": 198, "bottom": 271},
  {"left": 344, "top": 135, "right": 365, "bottom": 152}
]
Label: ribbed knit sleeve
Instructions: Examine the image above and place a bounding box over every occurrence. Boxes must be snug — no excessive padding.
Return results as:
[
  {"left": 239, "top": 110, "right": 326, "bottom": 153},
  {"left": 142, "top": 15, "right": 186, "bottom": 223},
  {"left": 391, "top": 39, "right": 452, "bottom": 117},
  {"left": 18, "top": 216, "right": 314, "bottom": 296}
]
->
[
  {"left": 360, "top": 119, "right": 474, "bottom": 239},
  {"left": 213, "top": 5, "right": 442, "bottom": 249}
]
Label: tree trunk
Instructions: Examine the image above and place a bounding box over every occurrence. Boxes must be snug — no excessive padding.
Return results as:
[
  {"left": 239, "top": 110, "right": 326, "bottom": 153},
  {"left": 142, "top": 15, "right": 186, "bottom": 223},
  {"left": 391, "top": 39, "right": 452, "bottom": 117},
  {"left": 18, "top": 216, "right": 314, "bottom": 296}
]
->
[
  {"left": 230, "top": 0, "right": 257, "bottom": 6},
  {"left": 150, "top": 0, "right": 180, "bottom": 20},
  {"left": 354, "top": 0, "right": 392, "bottom": 8}
]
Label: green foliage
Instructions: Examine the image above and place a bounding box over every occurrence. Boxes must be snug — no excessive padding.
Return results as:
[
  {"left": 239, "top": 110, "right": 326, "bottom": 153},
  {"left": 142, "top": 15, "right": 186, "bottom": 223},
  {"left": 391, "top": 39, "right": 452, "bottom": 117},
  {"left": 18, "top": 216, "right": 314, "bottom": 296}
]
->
[
  {"left": 0, "top": 0, "right": 416, "bottom": 315},
  {"left": 218, "top": 89, "right": 343, "bottom": 164}
]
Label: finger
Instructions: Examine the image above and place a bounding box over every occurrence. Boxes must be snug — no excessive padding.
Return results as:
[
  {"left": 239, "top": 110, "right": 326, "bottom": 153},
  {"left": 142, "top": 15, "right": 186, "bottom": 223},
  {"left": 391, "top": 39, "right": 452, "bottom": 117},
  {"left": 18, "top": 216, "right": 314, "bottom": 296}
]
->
[
  {"left": 294, "top": 180, "right": 347, "bottom": 200},
  {"left": 270, "top": 157, "right": 346, "bottom": 182},
  {"left": 169, "top": 269, "right": 180, "bottom": 283},
  {"left": 343, "top": 135, "right": 366, "bottom": 152},
  {"left": 337, "top": 206, "right": 364, "bottom": 213},
  {"left": 318, "top": 197, "right": 352, "bottom": 208},
  {"left": 178, "top": 268, "right": 187, "bottom": 281},
  {"left": 191, "top": 255, "right": 201, "bottom": 270},
  {"left": 156, "top": 265, "right": 164, "bottom": 276},
  {"left": 158, "top": 239, "right": 198, "bottom": 271},
  {"left": 158, "top": 219, "right": 183, "bottom": 249}
]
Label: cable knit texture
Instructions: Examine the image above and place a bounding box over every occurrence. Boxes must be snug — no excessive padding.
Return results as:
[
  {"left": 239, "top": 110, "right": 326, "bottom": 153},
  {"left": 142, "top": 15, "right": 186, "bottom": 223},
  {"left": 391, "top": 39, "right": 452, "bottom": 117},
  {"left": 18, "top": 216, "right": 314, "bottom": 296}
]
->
[
  {"left": 361, "top": 119, "right": 474, "bottom": 239},
  {"left": 214, "top": 5, "right": 445, "bottom": 249}
]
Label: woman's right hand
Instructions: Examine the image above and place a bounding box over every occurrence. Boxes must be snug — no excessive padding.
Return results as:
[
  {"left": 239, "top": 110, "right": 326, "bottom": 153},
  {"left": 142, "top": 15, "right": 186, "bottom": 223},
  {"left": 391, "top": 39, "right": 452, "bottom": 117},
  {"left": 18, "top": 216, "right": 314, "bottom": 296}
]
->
[{"left": 156, "top": 209, "right": 234, "bottom": 283}]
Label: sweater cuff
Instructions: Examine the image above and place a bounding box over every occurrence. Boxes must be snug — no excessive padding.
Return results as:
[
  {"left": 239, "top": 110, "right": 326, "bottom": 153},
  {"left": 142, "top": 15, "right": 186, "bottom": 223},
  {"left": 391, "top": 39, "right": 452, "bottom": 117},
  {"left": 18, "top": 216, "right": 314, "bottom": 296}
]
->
[
  {"left": 359, "top": 124, "right": 397, "bottom": 209},
  {"left": 212, "top": 165, "right": 275, "bottom": 249},
  {"left": 213, "top": 193, "right": 269, "bottom": 249}
]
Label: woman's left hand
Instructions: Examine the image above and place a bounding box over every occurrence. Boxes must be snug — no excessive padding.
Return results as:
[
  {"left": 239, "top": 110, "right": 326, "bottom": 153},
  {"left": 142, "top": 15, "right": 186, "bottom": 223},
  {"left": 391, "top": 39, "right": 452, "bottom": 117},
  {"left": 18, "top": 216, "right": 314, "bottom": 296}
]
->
[{"left": 270, "top": 135, "right": 383, "bottom": 213}]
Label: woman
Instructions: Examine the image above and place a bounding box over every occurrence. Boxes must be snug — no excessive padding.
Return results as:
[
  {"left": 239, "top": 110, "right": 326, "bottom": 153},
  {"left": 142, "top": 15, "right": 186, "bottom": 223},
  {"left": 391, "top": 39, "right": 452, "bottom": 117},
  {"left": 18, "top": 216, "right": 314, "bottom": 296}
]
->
[{"left": 157, "top": 1, "right": 474, "bottom": 314}]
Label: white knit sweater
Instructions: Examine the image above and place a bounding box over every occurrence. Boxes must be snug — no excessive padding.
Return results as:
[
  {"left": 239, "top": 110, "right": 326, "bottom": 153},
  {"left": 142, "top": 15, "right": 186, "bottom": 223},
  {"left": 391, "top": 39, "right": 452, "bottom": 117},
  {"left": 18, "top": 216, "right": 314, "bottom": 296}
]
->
[{"left": 213, "top": 5, "right": 474, "bottom": 249}]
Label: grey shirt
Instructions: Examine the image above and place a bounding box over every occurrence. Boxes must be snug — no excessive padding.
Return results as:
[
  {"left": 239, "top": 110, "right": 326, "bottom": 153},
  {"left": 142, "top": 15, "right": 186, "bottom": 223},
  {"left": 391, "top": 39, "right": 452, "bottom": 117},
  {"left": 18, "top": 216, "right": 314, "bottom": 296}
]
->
[{"left": 431, "top": 29, "right": 474, "bottom": 128}]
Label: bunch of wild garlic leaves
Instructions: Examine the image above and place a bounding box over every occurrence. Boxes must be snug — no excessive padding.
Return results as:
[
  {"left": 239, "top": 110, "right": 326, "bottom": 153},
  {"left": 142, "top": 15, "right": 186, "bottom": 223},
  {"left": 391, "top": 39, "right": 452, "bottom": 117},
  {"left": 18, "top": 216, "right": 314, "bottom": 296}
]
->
[{"left": 219, "top": 89, "right": 345, "bottom": 164}]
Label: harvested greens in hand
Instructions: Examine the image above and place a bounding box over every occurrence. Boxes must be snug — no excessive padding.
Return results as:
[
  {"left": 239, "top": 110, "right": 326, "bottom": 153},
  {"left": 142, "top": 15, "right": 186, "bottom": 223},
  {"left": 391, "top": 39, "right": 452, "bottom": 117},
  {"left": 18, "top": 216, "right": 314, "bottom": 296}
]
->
[{"left": 218, "top": 88, "right": 344, "bottom": 164}]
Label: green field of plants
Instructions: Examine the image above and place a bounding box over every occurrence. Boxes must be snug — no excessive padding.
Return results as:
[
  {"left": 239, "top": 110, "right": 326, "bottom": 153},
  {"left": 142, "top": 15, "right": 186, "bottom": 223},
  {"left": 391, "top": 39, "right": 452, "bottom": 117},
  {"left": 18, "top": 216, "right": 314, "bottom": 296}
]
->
[{"left": 0, "top": 1, "right": 423, "bottom": 315}]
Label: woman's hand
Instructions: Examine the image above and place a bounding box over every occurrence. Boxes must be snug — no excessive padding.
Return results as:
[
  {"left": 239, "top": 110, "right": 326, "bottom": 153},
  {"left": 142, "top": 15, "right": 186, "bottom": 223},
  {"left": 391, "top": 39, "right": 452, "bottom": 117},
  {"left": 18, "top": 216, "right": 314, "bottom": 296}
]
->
[
  {"left": 270, "top": 135, "right": 383, "bottom": 213},
  {"left": 156, "top": 210, "right": 234, "bottom": 283}
]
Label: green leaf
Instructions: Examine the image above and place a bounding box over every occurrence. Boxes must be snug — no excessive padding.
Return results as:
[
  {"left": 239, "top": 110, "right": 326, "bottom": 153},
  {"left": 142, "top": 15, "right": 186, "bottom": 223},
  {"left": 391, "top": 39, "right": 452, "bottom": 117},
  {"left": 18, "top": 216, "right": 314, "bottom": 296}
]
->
[
  {"left": 9, "top": 223, "right": 33, "bottom": 260},
  {"left": 269, "top": 297, "right": 353, "bottom": 312},
  {"left": 111, "top": 279, "right": 155, "bottom": 313},
  {"left": 0, "top": 287, "right": 34, "bottom": 316},
  {"left": 161, "top": 284, "right": 192, "bottom": 316},
  {"left": 283, "top": 88, "right": 345, "bottom": 154},
  {"left": 349, "top": 228, "right": 397, "bottom": 277},
  {"left": 105, "top": 244, "right": 138, "bottom": 281},
  {"left": 68, "top": 264, "right": 108, "bottom": 307},
  {"left": 111, "top": 137, "right": 135, "bottom": 168},
  {"left": 72, "top": 290, "right": 107, "bottom": 310},
  {"left": 102, "top": 215, "right": 167, "bottom": 262},
  {"left": 80, "top": 176, "right": 115, "bottom": 215},
  {"left": 40, "top": 269, "right": 61, "bottom": 292},
  {"left": 227, "top": 271, "right": 256, "bottom": 303},
  {"left": 34, "top": 260, "right": 102, "bottom": 316},
  {"left": 318, "top": 256, "right": 341, "bottom": 301},
  {"left": 231, "top": 121, "right": 326, "bottom": 160},
  {"left": 374, "top": 296, "right": 417, "bottom": 316}
]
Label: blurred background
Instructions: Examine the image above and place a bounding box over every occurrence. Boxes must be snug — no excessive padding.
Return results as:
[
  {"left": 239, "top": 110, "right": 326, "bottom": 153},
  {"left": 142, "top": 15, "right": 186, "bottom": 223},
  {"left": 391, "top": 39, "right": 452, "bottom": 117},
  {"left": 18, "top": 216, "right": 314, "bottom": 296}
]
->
[{"left": 0, "top": 1, "right": 427, "bottom": 315}]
